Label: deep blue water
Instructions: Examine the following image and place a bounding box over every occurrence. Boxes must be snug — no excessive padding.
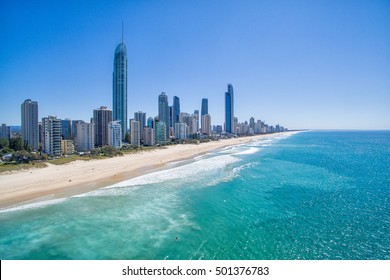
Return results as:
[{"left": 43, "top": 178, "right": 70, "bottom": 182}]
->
[{"left": 0, "top": 131, "right": 389, "bottom": 259}]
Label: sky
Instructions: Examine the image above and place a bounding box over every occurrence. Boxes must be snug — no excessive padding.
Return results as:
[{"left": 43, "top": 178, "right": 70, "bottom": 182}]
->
[{"left": 1, "top": 0, "right": 389, "bottom": 130}]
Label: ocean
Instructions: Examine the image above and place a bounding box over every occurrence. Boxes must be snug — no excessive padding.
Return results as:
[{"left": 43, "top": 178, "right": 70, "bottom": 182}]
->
[{"left": 0, "top": 131, "right": 389, "bottom": 260}]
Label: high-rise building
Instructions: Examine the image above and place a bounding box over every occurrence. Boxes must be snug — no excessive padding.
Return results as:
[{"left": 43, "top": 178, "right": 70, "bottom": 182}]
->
[
  {"left": 155, "top": 121, "right": 167, "bottom": 144},
  {"left": 0, "top": 124, "right": 11, "bottom": 140},
  {"left": 158, "top": 92, "right": 170, "bottom": 136},
  {"left": 201, "top": 114, "right": 211, "bottom": 136},
  {"left": 175, "top": 122, "right": 187, "bottom": 140},
  {"left": 130, "top": 120, "right": 140, "bottom": 146},
  {"left": 172, "top": 96, "right": 180, "bottom": 125},
  {"left": 143, "top": 127, "right": 155, "bottom": 146},
  {"left": 201, "top": 98, "right": 208, "bottom": 116},
  {"left": 113, "top": 35, "right": 128, "bottom": 139},
  {"left": 21, "top": 99, "right": 39, "bottom": 150},
  {"left": 108, "top": 120, "right": 122, "bottom": 148},
  {"left": 42, "top": 116, "right": 62, "bottom": 156},
  {"left": 147, "top": 117, "right": 154, "bottom": 128},
  {"left": 190, "top": 114, "right": 199, "bottom": 135},
  {"left": 225, "top": 84, "right": 234, "bottom": 134},
  {"left": 61, "top": 119, "right": 72, "bottom": 140},
  {"left": 134, "top": 111, "right": 146, "bottom": 140},
  {"left": 76, "top": 121, "right": 95, "bottom": 152},
  {"left": 249, "top": 117, "right": 255, "bottom": 132},
  {"left": 93, "top": 106, "right": 112, "bottom": 147}
]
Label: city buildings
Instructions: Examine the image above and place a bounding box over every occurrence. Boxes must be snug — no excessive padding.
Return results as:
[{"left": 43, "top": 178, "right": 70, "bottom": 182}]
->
[
  {"left": 108, "top": 120, "right": 122, "bottom": 148},
  {"left": 225, "top": 84, "right": 234, "bottom": 134},
  {"left": 93, "top": 106, "right": 112, "bottom": 147},
  {"left": 113, "top": 38, "right": 128, "bottom": 139},
  {"left": 21, "top": 99, "right": 39, "bottom": 150},
  {"left": 42, "top": 116, "right": 62, "bottom": 156}
]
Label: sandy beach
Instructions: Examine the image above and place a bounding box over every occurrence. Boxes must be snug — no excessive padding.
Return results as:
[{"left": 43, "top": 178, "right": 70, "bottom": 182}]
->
[{"left": 0, "top": 133, "right": 288, "bottom": 209}]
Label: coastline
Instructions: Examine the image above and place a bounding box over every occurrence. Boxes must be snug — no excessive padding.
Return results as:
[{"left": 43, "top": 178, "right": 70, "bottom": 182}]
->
[{"left": 0, "top": 132, "right": 292, "bottom": 210}]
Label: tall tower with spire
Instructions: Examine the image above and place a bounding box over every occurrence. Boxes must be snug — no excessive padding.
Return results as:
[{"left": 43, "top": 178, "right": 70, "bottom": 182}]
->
[{"left": 113, "top": 24, "right": 128, "bottom": 139}]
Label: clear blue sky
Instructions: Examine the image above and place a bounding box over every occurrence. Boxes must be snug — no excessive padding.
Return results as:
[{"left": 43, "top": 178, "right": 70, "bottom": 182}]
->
[{"left": 1, "top": 0, "right": 389, "bottom": 129}]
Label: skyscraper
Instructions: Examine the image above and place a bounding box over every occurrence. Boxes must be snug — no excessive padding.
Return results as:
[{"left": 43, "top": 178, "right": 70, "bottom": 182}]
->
[
  {"left": 108, "top": 120, "right": 122, "bottom": 148},
  {"left": 225, "top": 84, "right": 234, "bottom": 134},
  {"left": 113, "top": 34, "right": 128, "bottom": 140},
  {"left": 201, "top": 98, "right": 208, "bottom": 116},
  {"left": 201, "top": 114, "right": 211, "bottom": 136},
  {"left": 172, "top": 96, "right": 180, "bottom": 124},
  {"left": 93, "top": 106, "right": 112, "bottom": 147},
  {"left": 42, "top": 116, "right": 62, "bottom": 156},
  {"left": 21, "top": 99, "right": 39, "bottom": 150},
  {"left": 130, "top": 120, "right": 140, "bottom": 146},
  {"left": 61, "top": 119, "right": 72, "bottom": 140},
  {"left": 76, "top": 121, "right": 95, "bottom": 152},
  {"left": 134, "top": 111, "right": 146, "bottom": 140},
  {"left": 158, "top": 92, "right": 170, "bottom": 136}
]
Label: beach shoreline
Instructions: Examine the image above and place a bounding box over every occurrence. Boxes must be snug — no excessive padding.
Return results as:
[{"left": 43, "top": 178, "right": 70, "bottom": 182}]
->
[{"left": 0, "top": 132, "right": 293, "bottom": 210}]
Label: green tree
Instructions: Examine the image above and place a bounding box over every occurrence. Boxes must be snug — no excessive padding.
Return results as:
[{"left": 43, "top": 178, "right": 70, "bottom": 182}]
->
[
  {"left": 9, "top": 136, "right": 24, "bottom": 151},
  {"left": 0, "top": 138, "right": 9, "bottom": 149},
  {"left": 124, "top": 132, "right": 131, "bottom": 144}
]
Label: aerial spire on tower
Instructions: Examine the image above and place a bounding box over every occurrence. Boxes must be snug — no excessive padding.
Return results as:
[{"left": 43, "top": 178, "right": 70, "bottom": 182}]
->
[{"left": 121, "top": 20, "right": 124, "bottom": 44}]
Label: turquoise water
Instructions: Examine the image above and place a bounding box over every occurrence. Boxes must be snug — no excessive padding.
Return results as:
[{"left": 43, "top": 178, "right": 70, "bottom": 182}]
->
[{"left": 0, "top": 131, "right": 389, "bottom": 259}]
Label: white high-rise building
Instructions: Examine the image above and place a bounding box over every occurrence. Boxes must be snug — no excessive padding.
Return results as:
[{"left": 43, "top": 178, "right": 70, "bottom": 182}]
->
[
  {"left": 76, "top": 121, "right": 95, "bottom": 152},
  {"left": 143, "top": 127, "right": 155, "bottom": 146},
  {"left": 42, "top": 116, "right": 62, "bottom": 156},
  {"left": 175, "top": 122, "right": 188, "bottom": 140},
  {"left": 130, "top": 120, "right": 140, "bottom": 146},
  {"left": 108, "top": 120, "right": 122, "bottom": 148},
  {"left": 201, "top": 114, "right": 211, "bottom": 136}
]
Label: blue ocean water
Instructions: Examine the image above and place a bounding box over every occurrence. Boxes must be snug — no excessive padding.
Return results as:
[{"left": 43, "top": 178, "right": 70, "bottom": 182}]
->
[{"left": 0, "top": 131, "right": 389, "bottom": 259}]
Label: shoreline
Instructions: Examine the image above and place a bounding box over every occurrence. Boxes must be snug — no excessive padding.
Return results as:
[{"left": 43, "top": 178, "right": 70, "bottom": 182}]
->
[{"left": 0, "top": 132, "right": 294, "bottom": 210}]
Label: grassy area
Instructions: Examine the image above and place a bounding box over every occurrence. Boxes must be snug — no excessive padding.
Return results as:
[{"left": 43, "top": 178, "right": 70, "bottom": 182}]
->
[
  {"left": 48, "top": 156, "right": 92, "bottom": 165},
  {"left": 0, "top": 162, "right": 47, "bottom": 173}
]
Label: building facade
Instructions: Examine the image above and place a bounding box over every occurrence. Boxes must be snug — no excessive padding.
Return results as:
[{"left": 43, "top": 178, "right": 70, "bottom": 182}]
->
[
  {"left": 108, "top": 120, "right": 122, "bottom": 148},
  {"left": 201, "top": 114, "right": 211, "bottom": 136},
  {"left": 21, "top": 99, "right": 39, "bottom": 150},
  {"left": 155, "top": 121, "right": 167, "bottom": 144},
  {"left": 130, "top": 120, "right": 140, "bottom": 146},
  {"left": 201, "top": 98, "right": 208, "bottom": 116},
  {"left": 61, "top": 140, "right": 75, "bottom": 155},
  {"left": 134, "top": 111, "right": 146, "bottom": 141},
  {"left": 93, "top": 106, "right": 112, "bottom": 147},
  {"left": 143, "top": 127, "right": 155, "bottom": 146},
  {"left": 61, "top": 119, "right": 72, "bottom": 140},
  {"left": 42, "top": 116, "right": 62, "bottom": 156},
  {"left": 76, "top": 122, "right": 95, "bottom": 152},
  {"left": 175, "top": 122, "right": 188, "bottom": 140}
]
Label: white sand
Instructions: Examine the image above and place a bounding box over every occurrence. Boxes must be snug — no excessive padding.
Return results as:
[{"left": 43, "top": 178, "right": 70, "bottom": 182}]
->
[{"left": 0, "top": 133, "right": 288, "bottom": 208}]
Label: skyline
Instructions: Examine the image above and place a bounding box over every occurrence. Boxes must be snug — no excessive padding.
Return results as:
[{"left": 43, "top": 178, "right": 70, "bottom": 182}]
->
[{"left": 1, "top": 0, "right": 390, "bottom": 129}]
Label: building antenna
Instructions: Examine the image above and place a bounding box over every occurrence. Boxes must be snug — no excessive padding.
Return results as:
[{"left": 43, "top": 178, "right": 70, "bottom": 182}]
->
[{"left": 121, "top": 20, "right": 124, "bottom": 44}]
